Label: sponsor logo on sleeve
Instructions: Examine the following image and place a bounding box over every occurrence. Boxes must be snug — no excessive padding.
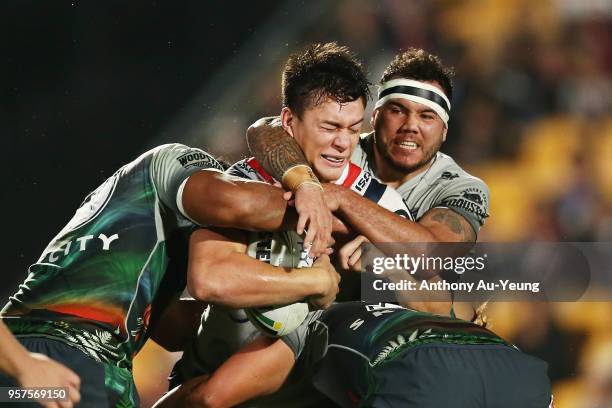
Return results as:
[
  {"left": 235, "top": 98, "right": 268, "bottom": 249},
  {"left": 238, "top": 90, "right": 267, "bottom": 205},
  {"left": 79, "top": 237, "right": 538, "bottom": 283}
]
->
[
  {"left": 441, "top": 187, "right": 489, "bottom": 219},
  {"left": 177, "top": 150, "right": 223, "bottom": 171},
  {"left": 440, "top": 171, "right": 459, "bottom": 180},
  {"left": 227, "top": 160, "right": 259, "bottom": 179}
]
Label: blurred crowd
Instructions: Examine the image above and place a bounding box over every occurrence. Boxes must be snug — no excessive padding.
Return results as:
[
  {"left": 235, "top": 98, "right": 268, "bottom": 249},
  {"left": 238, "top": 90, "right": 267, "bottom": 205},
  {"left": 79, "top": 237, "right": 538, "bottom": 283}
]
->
[{"left": 187, "top": 1, "right": 611, "bottom": 407}]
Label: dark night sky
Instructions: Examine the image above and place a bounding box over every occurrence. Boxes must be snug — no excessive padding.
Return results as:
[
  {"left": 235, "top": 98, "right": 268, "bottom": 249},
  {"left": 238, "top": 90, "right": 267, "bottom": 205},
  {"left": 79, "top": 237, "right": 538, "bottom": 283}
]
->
[{"left": 1, "top": 1, "right": 281, "bottom": 299}]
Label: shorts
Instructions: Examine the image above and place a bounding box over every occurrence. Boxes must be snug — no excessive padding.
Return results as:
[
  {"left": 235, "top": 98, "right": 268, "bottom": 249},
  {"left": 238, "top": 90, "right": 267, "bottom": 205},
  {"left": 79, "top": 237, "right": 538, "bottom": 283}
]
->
[
  {"left": 364, "top": 343, "right": 552, "bottom": 408},
  {"left": 0, "top": 337, "right": 139, "bottom": 407}
]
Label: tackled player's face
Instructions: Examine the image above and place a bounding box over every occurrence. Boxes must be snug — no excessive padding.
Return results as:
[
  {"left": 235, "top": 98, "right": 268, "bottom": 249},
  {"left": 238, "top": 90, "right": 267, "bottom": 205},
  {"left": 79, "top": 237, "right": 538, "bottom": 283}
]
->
[
  {"left": 372, "top": 81, "right": 448, "bottom": 174},
  {"left": 283, "top": 97, "right": 364, "bottom": 182}
]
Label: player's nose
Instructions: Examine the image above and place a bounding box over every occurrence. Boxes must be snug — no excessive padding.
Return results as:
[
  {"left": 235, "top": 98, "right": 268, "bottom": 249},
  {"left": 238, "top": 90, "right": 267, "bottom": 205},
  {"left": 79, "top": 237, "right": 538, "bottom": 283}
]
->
[
  {"left": 399, "top": 112, "right": 419, "bottom": 133},
  {"left": 332, "top": 132, "right": 351, "bottom": 151}
]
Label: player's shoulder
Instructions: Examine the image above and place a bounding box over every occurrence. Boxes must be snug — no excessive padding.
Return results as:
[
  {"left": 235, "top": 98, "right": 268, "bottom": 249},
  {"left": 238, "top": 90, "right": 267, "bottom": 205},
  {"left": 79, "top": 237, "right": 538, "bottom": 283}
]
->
[
  {"left": 428, "top": 153, "right": 490, "bottom": 225},
  {"left": 429, "top": 152, "right": 489, "bottom": 192},
  {"left": 150, "top": 143, "right": 223, "bottom": 171},
  {"left": 351, "top": 132, "right": 375, "bottom": 170},
  {"left": 226, "top": 157, "right": 274, "bottom": 183},
  {"left": 226, "top": 157, "right": 255, "bottom": 178}
]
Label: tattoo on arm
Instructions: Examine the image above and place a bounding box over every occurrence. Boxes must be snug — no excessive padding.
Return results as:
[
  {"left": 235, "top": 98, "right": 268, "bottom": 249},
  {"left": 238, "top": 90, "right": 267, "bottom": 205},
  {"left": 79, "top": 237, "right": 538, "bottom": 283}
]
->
[
  {"left": 430, "top": 208, "right": 476, "bottom": 242},
  {"left": 246, "top": 118, "right": 309, "bottom": 180}
]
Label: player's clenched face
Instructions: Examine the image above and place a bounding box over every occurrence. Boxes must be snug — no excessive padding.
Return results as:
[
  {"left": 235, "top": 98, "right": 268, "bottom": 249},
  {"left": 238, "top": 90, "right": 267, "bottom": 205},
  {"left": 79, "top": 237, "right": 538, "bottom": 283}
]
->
[
  {"left": 282, "top": 97, "right": 364, "bottom": 182},
  {"left": 372, "top": 80, "right": 448, "bottom": 175}
]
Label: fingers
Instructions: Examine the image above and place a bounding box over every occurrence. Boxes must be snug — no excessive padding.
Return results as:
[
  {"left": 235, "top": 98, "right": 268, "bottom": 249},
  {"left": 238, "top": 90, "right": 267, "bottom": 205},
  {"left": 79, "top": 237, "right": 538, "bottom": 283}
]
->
[
  {"left": 297, "top": 214, "right": 308, "bottom": 236},
  {"left": 283, "top": 190, "right": 293, "bottom": 201},
  {"left": 68, "top": 384, "right": 81, "bottom": 405},
  {"left": 348, "top": 247, "right": 362, "bottom": 269},
  {"left": 309, "top": 256, "right": 339, "bottom": 310},
  {"left": 57, "top": 399, "right": 73, "bottom": 408},
  {"left": 313, "top": 212, "right": 333, "bottom": 257},
  {"left": 338, "top": 235, "right": 365, "bottom": 270},
  {"left": 293, "top": 185, "right": 334, "bottom": 258},
  {"left": 339, "top": 245, "right": 350, "bottom": 270}
]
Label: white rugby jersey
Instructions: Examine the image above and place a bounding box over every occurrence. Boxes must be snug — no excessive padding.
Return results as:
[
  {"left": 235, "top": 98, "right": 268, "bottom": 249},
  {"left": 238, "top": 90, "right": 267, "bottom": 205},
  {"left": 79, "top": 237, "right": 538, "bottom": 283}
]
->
[{"left": 352, "top": 133, "right": 490, "bottom": 234}]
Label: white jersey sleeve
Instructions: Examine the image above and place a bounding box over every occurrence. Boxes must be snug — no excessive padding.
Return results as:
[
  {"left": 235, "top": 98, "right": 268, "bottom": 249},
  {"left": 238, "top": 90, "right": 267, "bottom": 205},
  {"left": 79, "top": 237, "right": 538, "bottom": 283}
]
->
[
  {"left": 226, "top": 158, "right": 261, "bottom": 180},
  {"left": 149, "top": 143, "right": 223, "bottom": 221},
  {"left": 226, "top": 157, "right": 274, "bottom": 182},
  {"left": 436, "top": 176, "right": 490, "bottom": 234}
]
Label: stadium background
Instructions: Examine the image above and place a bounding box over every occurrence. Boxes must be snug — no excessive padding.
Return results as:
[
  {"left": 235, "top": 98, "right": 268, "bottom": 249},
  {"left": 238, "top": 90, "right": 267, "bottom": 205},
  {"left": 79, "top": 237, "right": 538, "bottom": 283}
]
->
[{"left": 2, "top": 1, "right": 610, "bottom": 406}]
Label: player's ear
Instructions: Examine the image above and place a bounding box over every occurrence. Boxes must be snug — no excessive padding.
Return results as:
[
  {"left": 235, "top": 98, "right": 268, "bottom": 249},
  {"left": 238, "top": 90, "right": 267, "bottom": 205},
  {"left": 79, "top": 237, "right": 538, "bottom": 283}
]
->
[
  {"left": 370, "top": 108, "right": 380, "bottom": 128},
  {"left": 442, "top": 126, "right": 448, "bottom": 142},
  {"left": 280, "top": 107, "right": 295, "bottom": 138}
]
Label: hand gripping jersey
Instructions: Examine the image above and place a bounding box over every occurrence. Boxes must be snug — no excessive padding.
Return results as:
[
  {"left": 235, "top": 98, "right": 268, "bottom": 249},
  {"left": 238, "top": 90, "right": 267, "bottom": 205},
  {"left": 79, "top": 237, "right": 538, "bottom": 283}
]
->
[
  {"left": 173, "top": 159, "right": 412, "bottom": 383},
  {"left": 228, "top": 157, "right": 411, "bottom": 219},
  {"left": 1, "top": 144, "right": 223, "bottom": 369},
  {"left": 352, "top": 133, "right": 490, "bottom": 234}
]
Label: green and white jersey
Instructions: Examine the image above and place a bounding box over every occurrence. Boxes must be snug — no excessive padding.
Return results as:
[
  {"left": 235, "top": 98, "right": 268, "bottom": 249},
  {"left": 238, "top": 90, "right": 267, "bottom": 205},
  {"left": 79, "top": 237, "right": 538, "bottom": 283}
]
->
[
  {"left": 1, "top": 143, "right": 222, "bottom": 369},
  {"left": 351, "top": 133, "right": 490, "bottom": 234}
]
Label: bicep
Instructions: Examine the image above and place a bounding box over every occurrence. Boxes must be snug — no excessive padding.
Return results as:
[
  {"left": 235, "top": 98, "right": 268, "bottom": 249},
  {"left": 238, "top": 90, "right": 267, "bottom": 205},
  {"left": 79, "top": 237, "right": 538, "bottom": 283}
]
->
[
  {"left": 418, "top": 207, "right": 476, "bottom": 243},
  {"left": 151, "top": 144, "right": 223, "bottom": 219},
  {"left": 181, "top": 170, "right": 249, "bottom": 226}
]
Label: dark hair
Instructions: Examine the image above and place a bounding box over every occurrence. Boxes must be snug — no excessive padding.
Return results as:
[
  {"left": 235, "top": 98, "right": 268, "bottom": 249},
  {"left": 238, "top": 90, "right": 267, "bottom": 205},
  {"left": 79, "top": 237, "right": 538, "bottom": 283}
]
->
[
  {"left": 381, "top": 48, "right": 454, "bottom": 100},
  {"left": 282, "top": 42, "right": 370, "bottom": 117}
]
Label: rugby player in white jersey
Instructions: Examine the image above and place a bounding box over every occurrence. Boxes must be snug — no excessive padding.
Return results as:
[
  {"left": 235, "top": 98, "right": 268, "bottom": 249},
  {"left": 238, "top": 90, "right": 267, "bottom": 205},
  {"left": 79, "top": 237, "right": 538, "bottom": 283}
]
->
[
  {"left": 247, "top": 48, "right": 490, "bottom": 320},
  {"left": 152, "top": 42, "right": 428, "bottom": 408}
]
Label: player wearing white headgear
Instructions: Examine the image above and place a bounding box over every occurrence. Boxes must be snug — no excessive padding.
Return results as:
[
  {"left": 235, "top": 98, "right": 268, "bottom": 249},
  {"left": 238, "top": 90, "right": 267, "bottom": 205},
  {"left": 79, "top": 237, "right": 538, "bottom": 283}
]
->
[
  {"left": 246, "top": 48, "right": 490, "bottom": 320},
  {"left": 154, "top": 44, "right": 414, "bottom": 408}
]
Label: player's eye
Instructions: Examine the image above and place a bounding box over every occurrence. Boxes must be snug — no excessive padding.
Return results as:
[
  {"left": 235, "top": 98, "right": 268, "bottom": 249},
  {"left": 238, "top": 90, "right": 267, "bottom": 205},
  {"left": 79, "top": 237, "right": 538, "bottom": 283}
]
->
[{"left": 421, "top": 113, "right": 436, "bottom": 120}]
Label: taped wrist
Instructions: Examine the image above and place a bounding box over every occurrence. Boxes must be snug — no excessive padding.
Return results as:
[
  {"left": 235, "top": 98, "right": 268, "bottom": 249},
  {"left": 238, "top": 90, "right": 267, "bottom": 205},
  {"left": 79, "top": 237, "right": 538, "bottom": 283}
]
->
[{"left": 282, "top": 165, "right": 323, "bottom": 192}]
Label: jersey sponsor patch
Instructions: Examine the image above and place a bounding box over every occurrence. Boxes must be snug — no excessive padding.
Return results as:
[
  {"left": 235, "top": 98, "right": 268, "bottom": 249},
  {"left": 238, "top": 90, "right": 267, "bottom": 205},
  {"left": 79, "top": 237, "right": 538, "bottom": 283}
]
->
[
  {"left": 441, "top": 187, "right": 489, "bottom": 220},
  {"left": 228, "top": 159, "right": 259, "bottom": 179},
  {"left": 440, "top": 171, "right": 459, "bottom": 180},
  {"left": 176, "top": 150, "right": 222, "bottom": 171}
]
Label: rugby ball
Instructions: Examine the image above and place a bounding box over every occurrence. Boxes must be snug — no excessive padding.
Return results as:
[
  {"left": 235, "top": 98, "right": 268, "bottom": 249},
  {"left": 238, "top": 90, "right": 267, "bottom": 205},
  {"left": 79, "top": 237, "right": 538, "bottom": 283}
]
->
[
  {"left": 245, "top": 230, "right": 313, "bottom": 337},
  {"left": 245, "top": 303, "right": 309, "bottom": 337}
]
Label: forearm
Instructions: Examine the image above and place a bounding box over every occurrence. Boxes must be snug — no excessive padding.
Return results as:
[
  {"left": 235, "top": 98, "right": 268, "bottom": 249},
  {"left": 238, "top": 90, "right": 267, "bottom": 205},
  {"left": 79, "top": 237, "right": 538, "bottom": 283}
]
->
[
  {"left": 386, "top": 271, "right": 452, "bottom": 315},
  {"left": 183, "top": 171, "right": 297, "bottom": 231},
  {"left": 246, "top": 116, "right": 309, "bottom": 180},
  {"left": 188, "top": 255, "right": 325, "bottom": 308},
  {"left": 184, "top": 337, "right": 293, "bottom": 408},
  {"left": 0, "top": 321, "right": 29, "bottom": 379},
  {"left": 334, "top": 188, "right": 437, "bottom": 243}
]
